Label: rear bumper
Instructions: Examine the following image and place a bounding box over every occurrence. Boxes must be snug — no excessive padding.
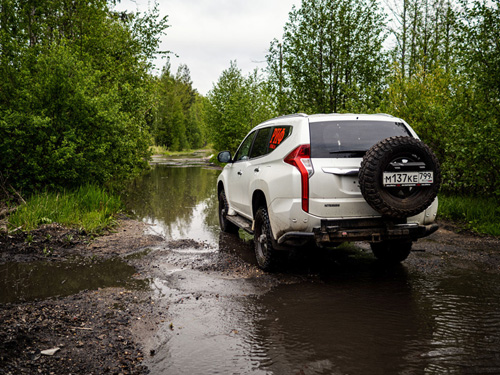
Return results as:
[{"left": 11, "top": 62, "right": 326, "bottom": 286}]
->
[{"left": 277, "top": 218, "right": 439, "bottom": 245}]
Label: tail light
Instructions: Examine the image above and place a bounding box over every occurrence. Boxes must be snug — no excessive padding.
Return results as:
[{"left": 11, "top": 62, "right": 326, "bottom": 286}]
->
[{"left": 284, "top": 144, "right": 314, "bottom": 212}]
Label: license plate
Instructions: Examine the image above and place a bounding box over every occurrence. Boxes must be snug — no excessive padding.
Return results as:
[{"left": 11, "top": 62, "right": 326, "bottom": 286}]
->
[{"left": 383, "top": 171, "right": 434, "bottom": 187}]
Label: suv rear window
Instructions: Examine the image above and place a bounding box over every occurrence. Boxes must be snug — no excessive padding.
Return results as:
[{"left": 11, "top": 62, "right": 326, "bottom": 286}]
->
[{"left": 310, "top": 120, "right": 411, "bottom": 158}]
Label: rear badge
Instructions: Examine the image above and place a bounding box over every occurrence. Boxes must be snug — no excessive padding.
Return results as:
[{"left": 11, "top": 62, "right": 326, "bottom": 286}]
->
[{"left": 325, "top": 204, "right": 340, "bottom": 207}]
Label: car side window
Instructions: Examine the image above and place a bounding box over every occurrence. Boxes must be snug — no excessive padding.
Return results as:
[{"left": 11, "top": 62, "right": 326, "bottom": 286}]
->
[
  {"left": 234, "top": 130, "right": 257, "bottom": 161},
  {"left": 269, "top": 126, "right": 292, "bottom": 151},
  {"left": 250, "top": 128, "right": 273, "bottom": 158},
  {"left": 234, "top": 126, "right": 292, "bottom": 162}
]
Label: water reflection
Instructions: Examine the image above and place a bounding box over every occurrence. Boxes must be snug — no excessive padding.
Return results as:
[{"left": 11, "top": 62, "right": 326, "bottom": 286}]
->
[
  {"left": 409, "top": 271, "right": 500, "bottom": 373},
  {"left": 146, "top": 269, "right": 268, "bottom": 375},
  {"left": 132, "top": 166, "right": 500, "bottom": 374},
  {"left": 248, "top": 266, "right": 422, "bottom": 375},
  {"left": 124, "top": 166, "right": 219, "bottom": 243},
  {"left": 238, "top": 266, "right": 500, "bottom": 374},
  {"left": 0, "top": 257, "right": 147, "bottom": 303}
]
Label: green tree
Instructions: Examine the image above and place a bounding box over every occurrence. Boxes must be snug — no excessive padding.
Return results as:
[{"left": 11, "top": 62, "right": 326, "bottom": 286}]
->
[
  {"left": 207, "top": 61, "right": 276, "bottom": 152},
  {"left": 383, "top": 0, "right": 500, "bottom": 197},
  {"left": 154, "top": 64, "right": 187, "bottom": 151},
  {"left": 152, "top": 62, "right": 208, "bottom": 151},
  {"left": 447, "top": 0, "right": 500, "bottom": 196},
  {"left": 0, "top": 0, "right": 168, "bottom": 191},
  {"left": 266, "top": 0, "right": 388, "bottom": 114},
  {"left": 187, "top": 94, "right": 210, "bottom": 149},
  {"left": 459, "top": 0, "right": 500, "bottom": 117},
  {"left": 386, "top": 0, "right": 459, "bottom": 78},
  {"left": 381, "top": 66, "right": 455, "bottom": 167}
]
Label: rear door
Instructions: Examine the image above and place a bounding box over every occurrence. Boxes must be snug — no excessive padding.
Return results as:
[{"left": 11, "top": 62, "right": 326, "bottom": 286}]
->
[
  {"left": 229, "top": 126, "right": 292, "bottom": 218},
  {"left": 229, "top": 130, "right": 257, "bottom": 216},
  {"left": 308, "top": 119, "right": 412, "bottom": 218}
]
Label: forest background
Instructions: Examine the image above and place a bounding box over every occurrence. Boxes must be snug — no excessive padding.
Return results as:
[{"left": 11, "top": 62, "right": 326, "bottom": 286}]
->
[{"left": 0, "top": 0, "right": 499, "bottom": 232}]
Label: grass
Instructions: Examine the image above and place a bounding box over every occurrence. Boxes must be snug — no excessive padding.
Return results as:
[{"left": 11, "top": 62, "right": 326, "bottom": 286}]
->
[
  {"left": 149, "top": 145, "right": 169, "bottom": 155},
  {"left": 8, "top": 184, "right": 123, "bottom": 234},
  {"left": 438, "top": 194, "right": 500, "bottom": 237}
]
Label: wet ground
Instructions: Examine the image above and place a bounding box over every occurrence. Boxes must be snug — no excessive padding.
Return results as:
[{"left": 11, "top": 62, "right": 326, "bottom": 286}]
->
[
  {"left": 125, "top": 165, "right": 500, "bottom": 375},
  {"left": 2, "top": 164, "right": 500, "bottom": 374}
]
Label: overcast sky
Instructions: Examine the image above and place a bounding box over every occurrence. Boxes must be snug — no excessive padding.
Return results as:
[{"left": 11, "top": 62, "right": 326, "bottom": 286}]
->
[{"left": 113, "top": 0, "right": 301, "bottom": 95}]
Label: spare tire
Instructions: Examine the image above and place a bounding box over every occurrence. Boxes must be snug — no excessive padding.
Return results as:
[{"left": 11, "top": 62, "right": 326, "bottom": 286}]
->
[{"left": 359, "top": 136, "right": 441, "bottom": 219}]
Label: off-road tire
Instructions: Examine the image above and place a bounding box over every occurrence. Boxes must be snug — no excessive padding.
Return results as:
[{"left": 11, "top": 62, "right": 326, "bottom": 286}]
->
[
  {"left": 371, "top": 240, "right": 412, "bottom": 263},
  {"left": 218, "top": 190, "right": 238, "bottom": 234},
  {"left": 254, "top": 207, "right": 277, "bottom": 271},
  {"left": 359, "top": 136, "right": 441, "bottom": 219}
]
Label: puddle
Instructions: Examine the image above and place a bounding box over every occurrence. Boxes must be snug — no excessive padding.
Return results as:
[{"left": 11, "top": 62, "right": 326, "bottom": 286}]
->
[
  {"left": 145, "top": 257, "right": 500, "bottom": 375},
  {"left": 124, "top": 165, "right": 500, "bottom": 374},
  {"left": 123, "top": 166, "right": 220, "bottom": 244},
  {"left": 11, "top": 165, "right": 500, "bottom": 373},
  {"left": 0, "top": 257, "right": 148, "bottom": 304}
]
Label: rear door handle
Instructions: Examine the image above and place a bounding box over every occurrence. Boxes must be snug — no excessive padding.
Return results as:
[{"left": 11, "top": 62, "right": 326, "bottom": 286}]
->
[{"left": 322, "top": 167, "right": 359, "bottom": 176}]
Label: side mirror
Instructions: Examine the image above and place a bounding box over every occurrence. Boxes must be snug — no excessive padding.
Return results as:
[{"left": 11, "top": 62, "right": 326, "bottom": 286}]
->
[{"left": 217, "top": 151, "right": 232, "bottom": 163}]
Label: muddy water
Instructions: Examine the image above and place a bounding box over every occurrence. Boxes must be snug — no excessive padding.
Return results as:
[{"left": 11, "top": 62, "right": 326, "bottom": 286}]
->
[
  {"left": 124, "top": 165, "right": 220, "bottom": 243},
  {"left": 0, "top": 257, "right": 147, "bottom": 303},
  {"left": 126, "top": 166, "right": 500, "bottom": 374}
]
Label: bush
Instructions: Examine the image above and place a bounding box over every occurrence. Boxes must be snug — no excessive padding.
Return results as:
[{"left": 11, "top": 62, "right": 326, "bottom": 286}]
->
[
  {"left": 0, "top": 1, "right": 168, "bottom": 193},
  {"left": 382, "top": 66, "right": 500, "bottom": 198},
  {"left": 0, "top": 45, "right": 151, "bottom": 192}
]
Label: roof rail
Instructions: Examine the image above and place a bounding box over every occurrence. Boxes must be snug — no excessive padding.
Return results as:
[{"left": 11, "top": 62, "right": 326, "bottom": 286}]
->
[
  {"left": 267, "top": 113, "right": 308, "bottom": 122},
  {"left": 312, "top": 113, "right": 397, "bottom": 117}
]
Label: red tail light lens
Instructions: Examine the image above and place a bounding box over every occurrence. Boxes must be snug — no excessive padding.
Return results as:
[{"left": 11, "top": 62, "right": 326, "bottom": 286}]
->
[{"left": 284, "top": 144, "right": 314, "bottom": 212}]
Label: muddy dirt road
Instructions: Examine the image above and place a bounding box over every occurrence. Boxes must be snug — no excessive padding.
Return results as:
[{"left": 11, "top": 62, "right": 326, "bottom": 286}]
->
[{"left": 2, "top": 164, "right": 500, "bottom": 375}]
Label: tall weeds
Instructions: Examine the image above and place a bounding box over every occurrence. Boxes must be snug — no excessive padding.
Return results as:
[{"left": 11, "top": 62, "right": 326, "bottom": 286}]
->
[
  {"left": 8, "top": 185, "right": 122, "bottom": 234},
  {"left": 438, "top": 195, "right": 500, "bottom": 237}
]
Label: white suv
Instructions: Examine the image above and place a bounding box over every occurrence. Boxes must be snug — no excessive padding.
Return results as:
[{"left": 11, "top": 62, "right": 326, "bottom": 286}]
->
[{"left": 217, "top": 113, "right": 441, "bottom": 270}]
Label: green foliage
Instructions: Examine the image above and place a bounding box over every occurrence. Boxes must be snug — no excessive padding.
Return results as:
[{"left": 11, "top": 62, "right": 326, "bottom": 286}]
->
[
  {"left": 381, "top": 66, "right": 453, "bottom": 162},
  {"left": 382, "top": 0, "right": 500, "bottom": 197},
  {"left": 438, "top": 195, "right": 500, "bottom": 236},
  {"left": 459, "top": 0, "right": 500, "bottom": 113},
  {"left": 266, "top": 0, "right": 388, "bottom": 114},
  {"left": 447, "top": 0, "right": 500, "bottom": 196},
  {"left": 0, "top": 0, "right": 168, "bottom": 192},
  {"left": 1, "top": 44, "right": 151, "bottom": 190},
  {"left": 152, "top": 62, "right": 209, "bottom": 151},
  {"left": 386, "top": 0, "right": 459, "bottom": 78},
  {"left": 207, "top": 61, "right": 276, "bottom": 152},
  {"left": 8, "top": 185, "right": 123, "bottom": 234}
]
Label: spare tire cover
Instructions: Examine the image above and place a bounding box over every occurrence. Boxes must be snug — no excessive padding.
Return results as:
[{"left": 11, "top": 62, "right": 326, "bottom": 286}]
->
[{"left": 359, "top": 136, "right": 441, "bottom": 219}]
